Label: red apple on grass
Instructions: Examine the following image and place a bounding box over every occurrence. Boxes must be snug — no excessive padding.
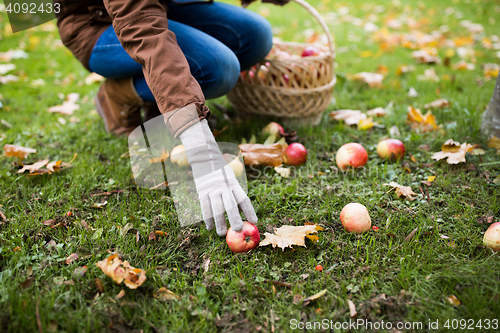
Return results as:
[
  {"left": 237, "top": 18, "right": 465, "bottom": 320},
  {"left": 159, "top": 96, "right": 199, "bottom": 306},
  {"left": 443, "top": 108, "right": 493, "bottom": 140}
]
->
[
  {"left": 483, "top": 222, "right": 500, "bottom": 252},
  {"left": 283, "top": 143, "right": 308, "bottom": 166},
  {"left": 301, "top": 45, "right": 321, "bottom": 57},
  {"left": 335, "top": 143, "right": 368, "bottom": 170},
  {"left": 340, "top": 203, "right": 372, "bottom": 233},
  {"left": 226, "top": 222, "right": 260, "bottom": 253},
  {"left": 377, "top": 139, "right": 405, "bottom": 161}
]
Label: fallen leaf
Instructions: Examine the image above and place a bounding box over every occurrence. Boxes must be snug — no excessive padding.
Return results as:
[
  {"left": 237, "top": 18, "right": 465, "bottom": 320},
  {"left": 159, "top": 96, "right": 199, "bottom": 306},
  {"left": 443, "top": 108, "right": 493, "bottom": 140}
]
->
[
  {"left": 487, "top": 136, "right": 500, "bottom": 151},
  {"left": 303, "top": 289, "right": 327, "bottom": 305},
  {"left": 427, "top": 175, "right": 436, "bottom": 182},
  {"left": 405, "top": 228, "right": 418, "bottom": 242},
  {"left": 17, "top": 159, "right": 50, "bottom": 174},
  {"left": 453, "top": 59, "right": 475, "bottom": 70},
  {"left": 366, "top": 107, "right": 386, "bottom": 117},
  {"left": 19, "top": 277, "right": 35, "bottom": 290},
  {"left": 446, "top": 295, "right": 461, "bottom": 307},
  {"left": 417, "top": 68, "right": 440, "bottom": 82},
  {"left": 0, "top": 49, "right": 28, "bottom": 61},
  {"left": 483, "top": 63, "right": 499, "bottom": 80},
  {"left": 431, "top": 139, "right": 473, "bottom": 164},
  {"left": 259, "top": 225, "right": 321, "bottom": 251},
  {"left": 396, "top": 65, "right": 415, "bottom": 76},
  {"left": 425, "top": 99, "right": 450, "bottom": 109},
  {"left": 149, "top": 149, "right": 169, "bottom": 164},
  {"left": 0, "top": 75, "right": 19, "bottom": 84},
  {"left": 65, "top": 253, "right": 79, "bottom": 265},
  {"left": 85, "top": 73, "right": 104, "bottom": 85},
  {"left": 239, "top": 142, "right": 284, "bottom": 167},
  {"left": 408, "top": 87, "right": 419, "bottom": 97},
  {"left": 352, "top": 72, "right": 384, "bottom": 87},
  {"left": 0, "top": 64, "right": 16, "bottom": 75},
  {"left": 384, "top": 182, "right": 417, "bottom": 201},
  {"left": 389, "top": 126, "right": 400, "bottom": 137},
  {"left": 3, "top": 144, "right": 36, "bottom": 161},
  {"left": 95, "top": 254, "right": 146, "bottom": 289},
  {"left": 275, "top": 166, "right": 291, "bottom": 178},
  {"left": 407, "top": 106, "right": 438, "bottom": 132},
  {"left": 153, "top": 287, "right": 180, "bottom": 301},
  {"left": 48, "top": 93, "right": 80, "bottom": 115},
  {"left": 347, "top": 299, "right": 357, "bottom": 318},
  {"left": 73, "top": 266, "right": 87, "bottom": 278},
  {"left": 95, "top": 278, "right": 104, "bottom": 293},
  {"left": 412, "top": 48, "right": 439, "bottom": 64},
  {"left": 92, "top": 201, "right": 107, "bottom": 209},
  {"left": 115, "top": 289, "right": 126, "bottom": 300},
  {"left": 329, "top": 110, "right": 364, "bottom": 126}
]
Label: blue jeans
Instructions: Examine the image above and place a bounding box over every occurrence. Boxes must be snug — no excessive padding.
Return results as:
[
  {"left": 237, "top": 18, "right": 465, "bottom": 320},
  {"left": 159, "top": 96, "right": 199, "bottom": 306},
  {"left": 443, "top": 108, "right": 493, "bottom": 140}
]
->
[{"left": 88, "top": 1, "right": 273, "bottom": 101}]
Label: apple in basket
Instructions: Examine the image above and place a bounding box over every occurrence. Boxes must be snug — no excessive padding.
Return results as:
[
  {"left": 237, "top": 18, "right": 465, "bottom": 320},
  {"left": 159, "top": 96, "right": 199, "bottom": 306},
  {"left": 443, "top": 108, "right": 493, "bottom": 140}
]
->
[{"left": 301, "top": 45, "right": 321, "bottom": 57}]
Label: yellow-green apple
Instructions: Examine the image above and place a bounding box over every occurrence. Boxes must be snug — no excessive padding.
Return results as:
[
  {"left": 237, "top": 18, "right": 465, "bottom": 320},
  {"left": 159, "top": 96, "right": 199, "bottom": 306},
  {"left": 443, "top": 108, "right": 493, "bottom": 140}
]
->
[
  {"left": 170, "top": 145, "right": 189, "bottom": 166},
  {"left": 340, "top": 203, "right": 371, "bottom": 233},
  {"left": 283, "top": 143, "right": 307, "bottom": 166},
  {"left": 223, "top": 153, "right": 245, "bottom": 178},
  {"left": 335, "top": 143, "right": 368, "bottom": 170},
  {"left": 262, "top": 122, "right": 284, "bottom": 137},
  {"left": 484, "top": 222, "right": 500, "bottom": 252},
  {"left": 377, "top": 139, "right": 405, "bottom": 161},
  {"left": 226, "top": 221, "right": 260, "bottom": 253}
]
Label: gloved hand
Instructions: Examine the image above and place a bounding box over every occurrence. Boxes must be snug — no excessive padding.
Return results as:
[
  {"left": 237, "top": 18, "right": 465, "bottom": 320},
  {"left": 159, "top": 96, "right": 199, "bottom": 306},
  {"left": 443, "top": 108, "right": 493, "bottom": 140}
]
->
[
  {"left": 179, "top": 119, "right": 258, "bottom": 235},
  {"left": 241, "top": 0, "right": 290, "bottom": 8}
]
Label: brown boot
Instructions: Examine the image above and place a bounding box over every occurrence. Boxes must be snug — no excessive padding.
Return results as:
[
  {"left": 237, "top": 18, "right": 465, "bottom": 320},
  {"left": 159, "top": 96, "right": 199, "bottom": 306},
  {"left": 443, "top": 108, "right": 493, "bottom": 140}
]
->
[
  {"left": 95, "top": 78, "right": 143, "bottom": 136},
  {"left": 143, "top": 102, "right": 162, "bottom": 123}
]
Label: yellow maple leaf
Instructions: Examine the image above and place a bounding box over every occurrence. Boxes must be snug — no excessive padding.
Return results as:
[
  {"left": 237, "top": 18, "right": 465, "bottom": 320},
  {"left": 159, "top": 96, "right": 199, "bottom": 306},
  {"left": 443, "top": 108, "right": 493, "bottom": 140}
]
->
[
  {"left": 431, "top": 139, "right": 473, "bottom": 164},
  {"left": 3, "top": 144, "right": 36, "bottom": 161},
  {"left": 259, "top": 225, "right": 322, "bottom": 251},
  {"left": 407, "top": 106, "right": 438, "bottom": 132},
  {"left": 487, "top": 136, "right": 500, "bottom": 152}
]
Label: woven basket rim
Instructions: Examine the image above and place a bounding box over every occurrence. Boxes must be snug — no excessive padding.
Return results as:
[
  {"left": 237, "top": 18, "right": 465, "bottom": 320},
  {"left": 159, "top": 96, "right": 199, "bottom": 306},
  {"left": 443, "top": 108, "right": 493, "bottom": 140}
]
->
[{"left": 235, "top": 75, "right": 337, "bottom": 95}]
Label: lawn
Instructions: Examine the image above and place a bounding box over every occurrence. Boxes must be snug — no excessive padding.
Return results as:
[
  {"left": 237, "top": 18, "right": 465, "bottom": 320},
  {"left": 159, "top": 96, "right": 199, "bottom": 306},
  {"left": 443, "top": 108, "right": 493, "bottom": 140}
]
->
[{"left": 1, "top": 0, "right": 500, "bottom": 332}]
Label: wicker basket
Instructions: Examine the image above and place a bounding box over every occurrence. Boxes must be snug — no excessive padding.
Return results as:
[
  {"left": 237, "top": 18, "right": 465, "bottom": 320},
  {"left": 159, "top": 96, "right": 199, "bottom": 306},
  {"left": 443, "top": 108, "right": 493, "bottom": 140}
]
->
[{"left": 227, "top": 0, "right": 336, "bottom": 126}]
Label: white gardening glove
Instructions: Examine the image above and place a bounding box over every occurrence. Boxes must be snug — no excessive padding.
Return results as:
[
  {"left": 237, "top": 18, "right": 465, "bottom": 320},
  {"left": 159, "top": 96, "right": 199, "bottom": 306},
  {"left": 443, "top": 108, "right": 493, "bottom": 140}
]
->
[{"left": 179, "top": 119, "right": 258, "bottom": 235}]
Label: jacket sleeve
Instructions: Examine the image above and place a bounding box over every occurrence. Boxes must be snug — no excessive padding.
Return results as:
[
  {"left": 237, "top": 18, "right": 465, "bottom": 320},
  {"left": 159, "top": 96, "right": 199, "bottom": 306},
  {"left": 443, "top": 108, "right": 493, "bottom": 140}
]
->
[{"left": 102, "top": 0, "right": 210, "bottom": 137}]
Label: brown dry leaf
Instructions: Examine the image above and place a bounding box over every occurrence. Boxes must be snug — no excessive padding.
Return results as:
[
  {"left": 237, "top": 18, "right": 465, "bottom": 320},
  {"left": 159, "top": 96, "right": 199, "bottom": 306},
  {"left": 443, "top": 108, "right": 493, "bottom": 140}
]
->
[
  {"left": 239, "top": 142, "right": 284, "bottom": 167},
  {"left": 18, "top": 159, "right": 50, "bottom": 174},
  {"left": 259, "top": 225, "right": 321, "bottom": 251},
  {"left": 115, "top": 289, "right": 126, "bottom": 300},
  {"left": 303, "top": 289, "right": 327, "bottom": 305},
  {"left": 95, "top": 254, "right": 146, "bottom": 289},
  {"left": 424, "top": 99, "right": 450, "bottom": 109},
  {"left": 431, "top": 140, "right": 473, "bottom": 164},
  {"left": 347, "top": 299, "right": 357, "bottom": 318},
  {"left": 65, "top": 253, "right": 79, "bottom": 265},
  {"left": 352, "top": 72, "right": 384, "bottom": 87},
  {"left": 3, "top": 144, "right": 36, "bottom": 161},
  {"left": 407, "top": 106, "right": 439, "bottom": 132},
  {"left": 405, "top": 228, "right": 418, "bottom": 242},
  {"left": 149, "top": 149, "right": 169, "bottom": 164},
  {"left": 48, "top": 93, "right": 80, "bottom": 115},
  {"left": 153, "top": 287, "right": 181, "bottom": 301},
  {"left": 92, "top": 201, "right": 107, "bottom": 209},
  {"left": 446, "top": 295, "right": 461, "bottom": 307},
  {"left": 384, "top": 182, "right": 417, "bottom": 201}
]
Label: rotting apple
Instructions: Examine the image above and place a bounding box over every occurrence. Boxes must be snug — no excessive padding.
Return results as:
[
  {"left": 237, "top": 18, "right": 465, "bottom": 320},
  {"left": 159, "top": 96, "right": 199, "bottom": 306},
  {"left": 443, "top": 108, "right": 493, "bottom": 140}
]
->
[
  {"left": 340, "top": 203, "right": 372, "bottom": 233},
  {"left": 283, "top": 143, "right": 308, "bottom": 166},
  {"left": 335, "top": 143, "right": 368, "bottom": 170},
  {"left": 377, "top": 139, "right": 405, "bottom": 161},
  {"left": 301, "top": 45, "right": 321, "bottom": 57},
  {"left": 483, "top": 222, "right": 500, "bottom": 252},
  {"left": 226, "top": 221, "right": 260, "bottom": 253},
  {"left": 223, "top": 153, "right": 245, "bottom": 178},
  {"left": 170, "top": 145, "right": 189, "bottom": 166}
]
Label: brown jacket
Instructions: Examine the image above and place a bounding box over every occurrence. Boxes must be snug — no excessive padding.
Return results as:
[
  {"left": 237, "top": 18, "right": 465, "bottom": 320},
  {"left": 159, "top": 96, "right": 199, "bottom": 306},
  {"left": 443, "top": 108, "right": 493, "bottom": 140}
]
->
[{"left": 54, "top": 0, "right": 210, "bottom": 137}]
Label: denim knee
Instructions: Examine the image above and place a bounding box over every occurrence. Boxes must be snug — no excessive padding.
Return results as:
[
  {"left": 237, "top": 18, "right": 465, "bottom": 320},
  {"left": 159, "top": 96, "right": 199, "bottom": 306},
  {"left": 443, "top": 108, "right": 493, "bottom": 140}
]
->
[
  {"left": 198, "top": 51, "right": 240, "bottom": 100},
  {"left": 237, "top": 14, "right": 273, "bottom": 70}
]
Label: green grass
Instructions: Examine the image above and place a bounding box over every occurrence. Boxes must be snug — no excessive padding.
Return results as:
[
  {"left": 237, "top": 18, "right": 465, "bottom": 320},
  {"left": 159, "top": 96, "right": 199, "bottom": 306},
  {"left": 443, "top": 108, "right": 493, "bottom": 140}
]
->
[{"left": 1, "top": 0, "right": 500, "bottom": 332}]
